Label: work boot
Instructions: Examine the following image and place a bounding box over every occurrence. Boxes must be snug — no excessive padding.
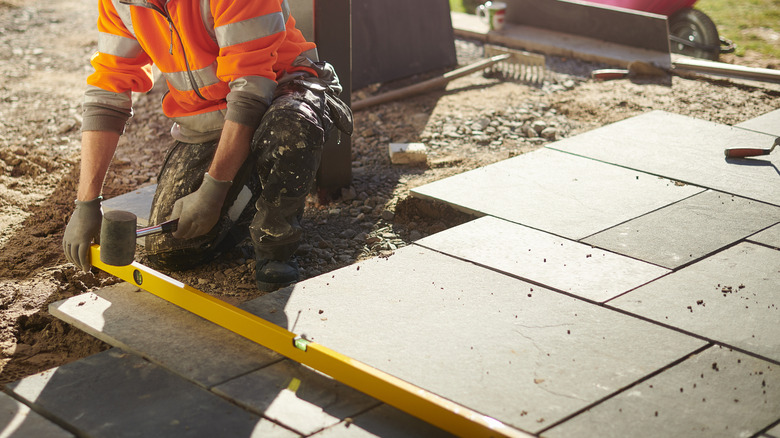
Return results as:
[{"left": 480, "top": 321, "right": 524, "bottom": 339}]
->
[
  {"left": 255, "top": 258, "right": 299, "bottom": 292},
  {"left": 250, "top": 227, "right": 301, "bottom": 292},
  {"left": 250, "top": 194, "right": 305, "bottom": 292}
]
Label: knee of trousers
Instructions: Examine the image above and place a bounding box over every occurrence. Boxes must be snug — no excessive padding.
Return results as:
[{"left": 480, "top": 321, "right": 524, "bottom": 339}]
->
[
  {"left": 254, "top": 80, "right": 330, "bottom": 154},
  {"left": 253, "top": 101, "right": 326, "bottom": 155},
  {"left": 253, "top": 107, "right": 325, "bottom": 203}
]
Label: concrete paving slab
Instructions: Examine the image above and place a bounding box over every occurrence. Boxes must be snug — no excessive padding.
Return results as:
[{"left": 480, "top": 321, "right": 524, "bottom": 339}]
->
[
  {"left": 242, "top": 245, "right": 705, "bottom": 434},
  {"left": 213, "top": 359, "right": 381, "bottom": 436},
  {"left": 610, "top": 242, "right": 780, "bottom": 362},
  {"left": 49, "top": 282, "right": 281, "bottom": 388},
  {"left": 6, "top": 349, "right": 297, "bottom": 438},
  {"left": 735, "top": 108, "right": 780, "bottom": 136},
  {"left": 411, "top": 148, "right": 702, "bottom": 240},
  {"left": 101, "top": 184, "right": 155, "bottom": 226},
  {"left": 416, "top": 216, "right": 669, "bottom": 302},
  {"left": 766, "top": 423, "right": 780, "bottom": 437},
  {"left": 310, "top": 404, "right": 456, "bottom": 438},
  {"left": 547, "top": 110, "right": 780, "bottom": 206},
  {"left": 542, "top": 346, "right": 780, "bottom": 438},
  {"left": 749, "top": 223, "right": 780, "bottom": 249},
  {"left": 0, "top": 390, "right": 73, "bottom": 437},
  {"left": 583, "top": 190, "right": 780, "bottom": 269}
]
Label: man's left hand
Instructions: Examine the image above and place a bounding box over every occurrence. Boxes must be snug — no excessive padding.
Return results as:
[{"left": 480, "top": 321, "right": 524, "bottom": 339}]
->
[{"left": 171, "top": 173, "right": 232, "bottom": 239}]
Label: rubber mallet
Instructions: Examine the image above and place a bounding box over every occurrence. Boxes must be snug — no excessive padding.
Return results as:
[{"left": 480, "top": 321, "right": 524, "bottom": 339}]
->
[
  {"left": 99, "top": 210, "right": 178, "bottom": 266},
  {"left": 724, "top": 137, "right": 779, "bottom": 158}
]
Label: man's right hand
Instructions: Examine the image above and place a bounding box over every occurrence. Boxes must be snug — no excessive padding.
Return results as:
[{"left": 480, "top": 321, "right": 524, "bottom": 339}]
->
[
  {"left": 170, "top": 173, "right": 232, "bottom": 240},
  {"left": 62, "top": 197, "right": 103, "bottom": 271}
]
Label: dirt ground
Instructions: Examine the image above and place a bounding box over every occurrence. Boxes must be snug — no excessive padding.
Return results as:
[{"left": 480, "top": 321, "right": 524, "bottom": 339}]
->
[{"left": 0, "top": 0, "right": 778, "bottom": 386}]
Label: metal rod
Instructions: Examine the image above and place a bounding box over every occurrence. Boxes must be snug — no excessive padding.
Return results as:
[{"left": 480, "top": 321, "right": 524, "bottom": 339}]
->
[
  {"left": 351, "top": 54, "right": 511, "bottom": 112},
  {"left": 136, "top": 219, "right": 178, "bottom": 238}
]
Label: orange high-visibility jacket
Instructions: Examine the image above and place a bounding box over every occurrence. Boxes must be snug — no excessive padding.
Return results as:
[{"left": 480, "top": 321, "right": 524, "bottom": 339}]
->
[{"left": 84, "top": 0, "right": 318, "bottom": 141}]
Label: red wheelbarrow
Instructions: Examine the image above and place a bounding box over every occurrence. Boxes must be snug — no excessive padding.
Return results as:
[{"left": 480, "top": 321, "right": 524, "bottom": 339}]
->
[{"left": 581, "top": 0, "right": 735, "bottom": 60}]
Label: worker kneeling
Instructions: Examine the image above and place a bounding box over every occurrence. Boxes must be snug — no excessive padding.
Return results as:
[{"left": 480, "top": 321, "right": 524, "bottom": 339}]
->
[{"left": 62, "top": 0, "right": 352, "bottom": 292}]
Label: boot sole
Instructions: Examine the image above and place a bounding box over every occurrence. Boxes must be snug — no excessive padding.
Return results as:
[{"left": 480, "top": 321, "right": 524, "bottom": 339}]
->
[{"left": 256, "top": 279, "right": 297, "bottom": 292}]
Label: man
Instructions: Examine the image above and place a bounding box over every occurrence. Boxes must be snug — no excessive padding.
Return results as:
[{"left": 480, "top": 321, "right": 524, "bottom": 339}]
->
[{"left": 62, "top": 0, "right": 352, "bottom": 291}]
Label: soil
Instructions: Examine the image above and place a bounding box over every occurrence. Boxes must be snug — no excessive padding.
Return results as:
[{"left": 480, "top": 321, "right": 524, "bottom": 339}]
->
[{"left": 0, "top": 0, "right": 778, "bottom": 386}]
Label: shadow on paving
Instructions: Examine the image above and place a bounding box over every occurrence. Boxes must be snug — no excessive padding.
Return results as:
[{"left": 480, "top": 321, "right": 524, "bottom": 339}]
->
[
  {"left": 6, "top": 281, "right": 456, "bottom": 437},
  {"left": 725, "top": 156, "right": 780, "bottom": 177}
]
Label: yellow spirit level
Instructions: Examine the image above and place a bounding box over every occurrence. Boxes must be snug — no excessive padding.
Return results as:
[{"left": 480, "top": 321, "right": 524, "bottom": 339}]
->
[{"left": 89, "top": 245, "right": 529, "bottom": 438}]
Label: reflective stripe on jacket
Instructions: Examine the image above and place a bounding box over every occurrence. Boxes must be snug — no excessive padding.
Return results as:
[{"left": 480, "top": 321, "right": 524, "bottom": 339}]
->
[{"left": 86, "top": 0, "right": 318, "bottom": 140}]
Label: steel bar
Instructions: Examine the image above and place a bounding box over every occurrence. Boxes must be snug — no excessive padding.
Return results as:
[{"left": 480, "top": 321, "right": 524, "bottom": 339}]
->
[{"left": 136, "top": 218, "right": 178, "bottom": 238}]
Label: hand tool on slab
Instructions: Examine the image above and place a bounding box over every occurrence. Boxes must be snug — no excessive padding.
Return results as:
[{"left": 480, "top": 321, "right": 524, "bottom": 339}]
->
[
  {"left": 351, "top": 45, "right": 545, "bottom": 111},
  {"left": 591, "top": 69, "right": 630, "bottom": 80},
  {"left": 724, "top": 137, "right": 780, "bottom": 158},
  {"left": 87, "top": 244, "right": 531, "bottom": 438},
  {"left": 99, "top": 210, "right": 178, "bottom": 266},
  {"left": 591, "top": 61, "right": 671, "bottom": 81}
]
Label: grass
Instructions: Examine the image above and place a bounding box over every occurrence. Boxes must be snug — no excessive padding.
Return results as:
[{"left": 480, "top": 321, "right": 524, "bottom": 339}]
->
[
  {"left": 450, "top": 0, "right": 780, "bottom": 60},
  {"left": 696, "top": 0, "right": 780, "bottom": 58},
  {"left": 449, "top": 0, "right": 466, "bottom": 13}
]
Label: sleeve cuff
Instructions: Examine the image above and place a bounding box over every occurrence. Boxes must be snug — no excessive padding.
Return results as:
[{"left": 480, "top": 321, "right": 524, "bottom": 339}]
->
[
  {"left": 81, "top": 104, "right": 132, "bottom": 135},
  {"left": 225, "top": 90, "right": 269, "bottom": 131}
]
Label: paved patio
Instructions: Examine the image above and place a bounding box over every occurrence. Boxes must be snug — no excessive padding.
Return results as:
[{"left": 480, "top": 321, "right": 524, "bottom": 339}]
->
[{"left": 2, "top": 109, "right": 779, "bottom": 437}]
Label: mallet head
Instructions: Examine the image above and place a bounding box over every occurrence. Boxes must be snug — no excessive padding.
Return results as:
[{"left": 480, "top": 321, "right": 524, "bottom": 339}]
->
[{"left": 100, "top": 210, "right": 138, "bottom": 266}]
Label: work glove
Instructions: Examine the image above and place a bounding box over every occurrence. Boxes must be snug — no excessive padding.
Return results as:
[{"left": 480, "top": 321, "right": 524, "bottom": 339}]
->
[
  {"left": 170, "top": 173, "right": 232, "bottom": 240},
  {"left": 62, "top": 196, "right": 103, "bottom": 272}
]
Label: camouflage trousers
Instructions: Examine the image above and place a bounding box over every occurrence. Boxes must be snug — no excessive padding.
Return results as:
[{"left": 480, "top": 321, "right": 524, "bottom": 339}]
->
[{"left": 144, "top": 79, "right": 343, "bottom": 270}]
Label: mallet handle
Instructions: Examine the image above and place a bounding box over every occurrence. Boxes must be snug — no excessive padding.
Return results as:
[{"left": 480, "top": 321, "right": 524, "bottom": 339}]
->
[
  {"left": 136, "top": 218, "right": 179, "bottom": 238},
  {"left": 724, "top": 148, "right": 771, "bottom": 158},
  {"left": 724, "top": 137, "right": 779, "bottom": 158}
]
